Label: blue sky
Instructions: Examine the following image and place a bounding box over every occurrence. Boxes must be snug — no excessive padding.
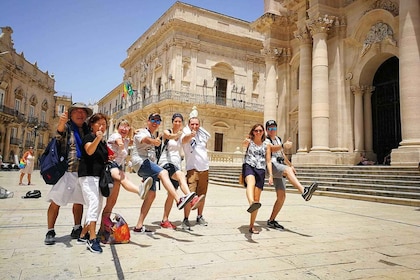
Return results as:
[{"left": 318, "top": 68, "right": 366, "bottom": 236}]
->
[{"left": 1, "top": 0, "right": 263, "bottom": 104}]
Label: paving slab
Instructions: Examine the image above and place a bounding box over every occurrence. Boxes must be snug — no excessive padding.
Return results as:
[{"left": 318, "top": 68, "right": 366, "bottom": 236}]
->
[{"left": 0, "top": 170, "right": 419, "bottom": 279}]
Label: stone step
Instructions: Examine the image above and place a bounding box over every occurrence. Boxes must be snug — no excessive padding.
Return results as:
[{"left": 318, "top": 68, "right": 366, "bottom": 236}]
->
[{"left": 208, "top": 165, "right": 420, "bottom": 206}]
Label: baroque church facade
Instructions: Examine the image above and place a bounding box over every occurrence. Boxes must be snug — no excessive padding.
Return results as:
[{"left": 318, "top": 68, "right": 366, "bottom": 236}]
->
[{"left": 98, "top": 0, "right": 419, "bottom": 167}]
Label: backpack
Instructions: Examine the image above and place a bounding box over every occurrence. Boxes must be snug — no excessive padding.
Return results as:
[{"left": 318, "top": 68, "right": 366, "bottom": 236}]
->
[
  {"left": 39, "top": 137, "right": 68, "bottom": 185},
  {"left": 99, "top": 213, "right": 130, "bottom": 244},
  {"left": 22, "top": 190, "right": 41, "bottom": 199}
]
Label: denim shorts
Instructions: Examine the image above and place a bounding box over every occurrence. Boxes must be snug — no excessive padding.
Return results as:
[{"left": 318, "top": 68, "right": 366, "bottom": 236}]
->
[{"left": 137, "top": 159, "right": 163, "bottom": 191}]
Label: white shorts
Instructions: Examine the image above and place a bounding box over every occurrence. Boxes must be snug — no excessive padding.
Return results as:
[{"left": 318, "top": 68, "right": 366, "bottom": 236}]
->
[
  {"left": 45, "top": 172, "right": 85, "bottom": 206},
  {"left": 78, "top": 176, "right": 103, "bottom": 224}
]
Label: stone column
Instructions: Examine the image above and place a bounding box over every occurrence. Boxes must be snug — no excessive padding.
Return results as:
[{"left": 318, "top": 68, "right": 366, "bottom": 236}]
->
[
  {"left": 392, "top": 0, "right": 420, "bottom": 166},
  {"left": 262, "top": 47, "right": 279, "bottom": 122},
  {"left": 294, "top": 27, "right": 312, "bottom": 153},
  {"left": 352, "top": 86, "right": 364, "bottom": 151},
  {"left": 307, "top": 15, "right": 334, "bottom": 151},
  {"left": 363, "top": 86, "right": 374, "bottom": 152}
]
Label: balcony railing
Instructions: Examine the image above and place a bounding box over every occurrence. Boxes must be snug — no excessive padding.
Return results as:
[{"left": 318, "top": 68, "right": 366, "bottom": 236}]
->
[{"left": 115, "top": 90, "right": 262, "bottom": 119}]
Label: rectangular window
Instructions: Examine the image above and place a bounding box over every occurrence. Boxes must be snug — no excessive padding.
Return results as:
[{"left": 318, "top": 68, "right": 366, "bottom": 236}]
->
[
  {"left": 29, "top": 105, "right": 34, "bottom": 117},
  {"left": 41, "top": 111, "right": 46, "bottom": 122},
  {"left": 215, "top": 78, "right": 227, "bottom": 106},
  {"left": 15, "top": 99, "right": 21, "bottom": 112},
  {"left": 214, "top": 133, "right": 223, "bottom": 152},
  {"left": 57, "top": 104, "right": 65, "bottom": 115}
]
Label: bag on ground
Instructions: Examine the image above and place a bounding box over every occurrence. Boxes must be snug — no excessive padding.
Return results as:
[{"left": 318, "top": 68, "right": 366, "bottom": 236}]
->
[
  {"left": 0, "top": 186, "right": 14, "bottom": 199},
  {"left": 39, "top": 138, "right": 68, "bottom": 185},
  {"left": 22, "top": 190, "right": 41, "bottom": 199},
  {"left": 99, "top": 162, "right": 113, "bottom": 197},
  {"left": 99, "top": 213, "right": 130, "bottom": 244}
]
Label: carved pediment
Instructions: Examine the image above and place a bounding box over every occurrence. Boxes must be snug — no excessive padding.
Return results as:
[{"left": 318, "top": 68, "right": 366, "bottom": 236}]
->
[
  {"left": 41, "top": 99, "right": 48, "bottom": 110},
  {"left": 29, "top": 94, "right": 38, "bottom": 105}
]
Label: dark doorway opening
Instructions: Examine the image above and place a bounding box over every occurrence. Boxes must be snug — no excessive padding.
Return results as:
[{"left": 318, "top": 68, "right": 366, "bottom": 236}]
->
[{"left": 372, "top": 56, "right": 401, "bottom": 164}]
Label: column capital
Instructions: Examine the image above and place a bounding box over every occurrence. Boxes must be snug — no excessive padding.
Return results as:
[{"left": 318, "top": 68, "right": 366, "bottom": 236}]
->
[
  {"left": 294, "top": 27, "right": 312, "bottom": 45},
  {"left": 261, "top": 47, "right": 291, "bottom": 60},
  {"left": 306, "top": 14, "right": 335, "bottom": 36}
]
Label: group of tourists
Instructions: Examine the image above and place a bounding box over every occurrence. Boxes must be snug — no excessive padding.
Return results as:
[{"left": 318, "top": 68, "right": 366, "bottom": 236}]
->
[
  {"left": 42, "top": 102, "right": 317, "bottom": 253},
  {"left": 44, "top": 103, "right": 209, "bottom": 253}
]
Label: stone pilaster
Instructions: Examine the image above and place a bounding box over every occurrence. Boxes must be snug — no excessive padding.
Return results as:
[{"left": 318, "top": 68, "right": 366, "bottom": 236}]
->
[
  {"left": 351, "top": 86, "right": 364, "bottom": 152},
  {"left": 363, "top": 86, "right": 374, "bottom": 153},
  {"left": 261, "top": 47, "right": 282, "bottom": 122},
  {"left": 307, "top": 14, "right": 335, "bottom": 152},
  {"left": 294, "top": 27, "right": 312, "bottom": 153},
  {"left": 392, "top": 0, "right": 420, "bottom": 166}
]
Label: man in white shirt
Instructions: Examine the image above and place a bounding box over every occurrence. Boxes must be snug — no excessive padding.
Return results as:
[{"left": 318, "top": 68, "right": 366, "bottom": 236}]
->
[
  {"left": 180, "top": 116, "right": 210, "bottom": 230},
  {"left": 130, "top": 113, "right": 195, "bottom": 234}
]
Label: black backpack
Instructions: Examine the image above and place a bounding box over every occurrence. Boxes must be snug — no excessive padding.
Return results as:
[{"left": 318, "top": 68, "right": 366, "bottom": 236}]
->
[
  {"left": 22, "top": 190, "right": 41, "bottom": 199},
  {"left": 39, "top": 137, "right": 68, "bottom": 185}
]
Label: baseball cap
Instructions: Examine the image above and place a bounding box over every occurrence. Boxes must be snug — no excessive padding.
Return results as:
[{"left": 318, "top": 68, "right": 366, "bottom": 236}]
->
[
  {"left": 265, "top": 120, "right": 277, "bottom": 129},
  {"left": 148, "top": 113, "right": 161, "bottom": 121}
]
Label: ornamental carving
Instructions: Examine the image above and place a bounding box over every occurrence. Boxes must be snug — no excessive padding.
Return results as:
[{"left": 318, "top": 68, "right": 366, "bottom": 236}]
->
[
  {"left": 29, "top": 94, "right": 38, "bottom": 105},
  {"left": 294, "top": 27, "right": 311, "bottom": 44},
  {"left": 306, "top": 14, "right": 336, "bottom": 35},
  {"left": 366, "top": 0, "right": 399, "bottom": 17},
  {"left": 360, "top": 22, "right": 396, "bottom": 57},
  {"left": 41, "top": 99, "right": 49, "bottom": 110}
]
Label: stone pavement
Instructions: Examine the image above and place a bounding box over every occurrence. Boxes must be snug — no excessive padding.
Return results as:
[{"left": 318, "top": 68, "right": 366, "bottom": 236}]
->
[{"left": 0, "top": 170, "right": 419, "bottom": 280}]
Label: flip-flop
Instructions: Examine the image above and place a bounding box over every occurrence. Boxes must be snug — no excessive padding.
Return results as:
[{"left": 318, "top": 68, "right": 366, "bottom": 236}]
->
[
  {"left": 249, "top": 228, "right": 260, "bottom": 234},
  {"left": 247, "top": 202, "right": 261, "bottom": 213}
]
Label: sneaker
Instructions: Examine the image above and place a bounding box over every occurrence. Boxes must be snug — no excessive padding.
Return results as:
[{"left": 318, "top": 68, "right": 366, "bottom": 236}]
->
[
  {"left": 191, "top": 194, "right": 205, "bottom": 210},
  {"left": 44, "top": 230, "right": 56, "bottom": 245},
  {"left": 160, "top": 220, "right": 177, "bottom": 229},
  {"left": 181, "top": 218, "right": 192, "bottom": 231},
  {"left": 139, "top": 177, "right": 153, "bottom": 200},
  {"left": 302, "top": 182, "right": 318, "bottom": 201},
  {"left": 267, "top": 220, "right": 284, "bottom": 230},
  {"left": 76, "top": 233, "right": 90, "bottom": 244},
  {"left": 247, "top": 202, "right": 262, "bottom": 213},
  {"left": 176, "top": 192, "right": 195, "bottom": 210},
  {"left": 70, "top": 226, "right": 82, "bottom": 239},
  {"left": 196, "top": 216, "right": 208, "bottom": 226},
  {"left": 86, "top": 238, "right": 103, "bottom": 254},
  {"left": 133, "top": 225, "right": 155, "bottom": 235}
]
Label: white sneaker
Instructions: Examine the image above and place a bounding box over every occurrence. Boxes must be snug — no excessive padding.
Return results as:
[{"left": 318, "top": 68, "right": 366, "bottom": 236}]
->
[{"left": 139, "top": 177, "right": 153, "bottom": 199}]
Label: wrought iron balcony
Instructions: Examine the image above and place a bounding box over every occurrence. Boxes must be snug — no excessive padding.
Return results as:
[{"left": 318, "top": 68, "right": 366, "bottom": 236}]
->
[{"left": 115, "top": 90, "right": 262, "bottom": 119}]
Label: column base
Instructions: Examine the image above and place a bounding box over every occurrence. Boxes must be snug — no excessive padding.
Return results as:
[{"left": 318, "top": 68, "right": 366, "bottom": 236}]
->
[{"left": 390, "top": 146, "right": 420, "bottom": 167}]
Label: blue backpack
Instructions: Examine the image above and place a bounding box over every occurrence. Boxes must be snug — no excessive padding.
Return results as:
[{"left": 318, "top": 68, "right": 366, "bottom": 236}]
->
[{"left": 39, "top": 137, "right": 68, "bottom": 185}]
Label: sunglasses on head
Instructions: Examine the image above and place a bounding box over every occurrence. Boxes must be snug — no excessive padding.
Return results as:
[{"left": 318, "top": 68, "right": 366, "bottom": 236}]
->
[
  {"left": 150, "top": 119, "right": 161, "bottom": 124},
  {"left": 267, "top": 127, "right": 277, "bottom": 131}
]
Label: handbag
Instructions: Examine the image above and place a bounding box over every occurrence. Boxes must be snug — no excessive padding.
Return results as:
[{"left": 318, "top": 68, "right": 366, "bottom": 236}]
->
[{"left": 99, "top": 162, "right": 114, "bottom": 197}]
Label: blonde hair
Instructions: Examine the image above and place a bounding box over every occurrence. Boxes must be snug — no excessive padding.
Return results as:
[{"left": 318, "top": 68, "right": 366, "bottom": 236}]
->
[{"left": 116, "top": 119, "right": 132, "bottom": 138}]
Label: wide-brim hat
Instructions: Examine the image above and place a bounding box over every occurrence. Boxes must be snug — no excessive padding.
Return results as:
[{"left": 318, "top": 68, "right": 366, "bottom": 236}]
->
[{"left": 68, "top": 102, "right": 93, "bottom": 117}]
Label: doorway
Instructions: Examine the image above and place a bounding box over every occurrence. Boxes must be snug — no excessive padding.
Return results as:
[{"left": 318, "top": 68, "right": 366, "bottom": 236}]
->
[{"left": 372, "top": 56, "right": 401, "bottom": 164}]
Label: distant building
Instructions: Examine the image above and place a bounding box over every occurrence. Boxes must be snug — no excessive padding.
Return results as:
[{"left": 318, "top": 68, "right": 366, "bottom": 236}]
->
[{"left": 0, "top": 26, "right": 71, "bottom": 165}]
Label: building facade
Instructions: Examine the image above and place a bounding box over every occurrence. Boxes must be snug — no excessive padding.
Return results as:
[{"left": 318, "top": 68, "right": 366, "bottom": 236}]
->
[
  {"left": 100, "top": 0, "right": 420, "bottom": 167},
  {"left": 99, "top": 2, "right": 267, "bottom": 156},
  {"left": 257, "top": 0, "right": 419, "bottom": 166},
  {"left": 0, "top": 27, "right": 71, "bottom": 165}
]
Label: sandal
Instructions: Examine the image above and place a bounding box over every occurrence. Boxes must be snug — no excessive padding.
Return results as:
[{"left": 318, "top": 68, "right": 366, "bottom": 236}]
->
[
  {"left": 247, "top": 202, "right": 261, "bottom": 213},
  {"left": 249, "top": 228, "right": 259, "bottom": 234}
]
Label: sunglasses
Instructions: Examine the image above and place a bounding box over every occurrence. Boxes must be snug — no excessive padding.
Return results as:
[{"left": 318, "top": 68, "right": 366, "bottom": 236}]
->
[
  {"left": 267, "top": 127, "right": 277, "bottom": 131},
  {"left": 253, "top": 129, "right": 263, "bottom": 133},
  {"left": 150, "top": 119, "right": 161, "bottom": 124}
]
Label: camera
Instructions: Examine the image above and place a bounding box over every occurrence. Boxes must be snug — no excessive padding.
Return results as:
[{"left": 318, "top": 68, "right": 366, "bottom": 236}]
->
[{"left": 276, "top": 157, "right": 284, "bottom": 164}]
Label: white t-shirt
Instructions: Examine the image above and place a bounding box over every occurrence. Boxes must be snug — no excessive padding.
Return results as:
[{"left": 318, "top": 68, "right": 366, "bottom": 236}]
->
[
  {"left": 107, "top": 132, "right": 129, "bottom": 165},
  {"left": 159, "top": 133, "right": 182, "bottom": 169},
  {"left": 131, "top": 128, "right": 157, "bottom": 167},
  {"left": 181, "top": 126, "right": 209, "bottom": 172}
]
